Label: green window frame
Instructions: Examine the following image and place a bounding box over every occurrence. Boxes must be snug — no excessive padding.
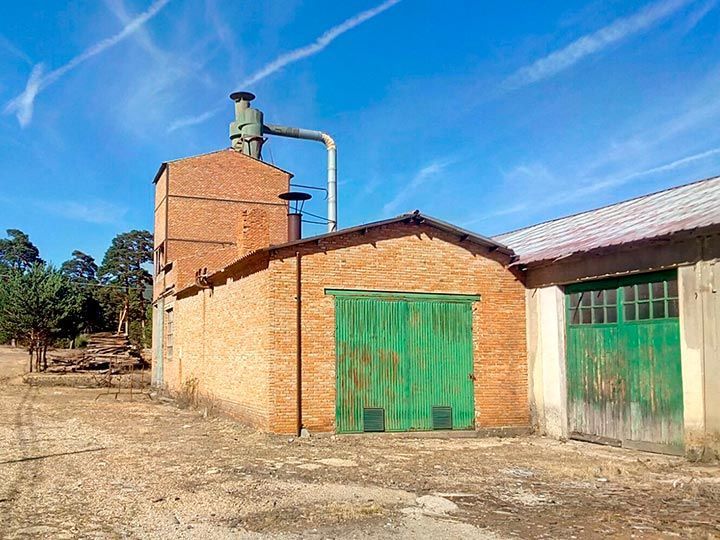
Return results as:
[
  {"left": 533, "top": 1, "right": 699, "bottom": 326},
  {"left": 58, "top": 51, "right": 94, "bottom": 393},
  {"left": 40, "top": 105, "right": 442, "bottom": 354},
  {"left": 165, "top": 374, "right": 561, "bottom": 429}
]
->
[
  {"left": 568, "top": 287, "right": 617, "bottom": 325},
  {"left": 622, "top": 278, "right": 678, "bottom": 321},
  {"left": 566, "top": 270, "right": 678, "bottom": 326}
]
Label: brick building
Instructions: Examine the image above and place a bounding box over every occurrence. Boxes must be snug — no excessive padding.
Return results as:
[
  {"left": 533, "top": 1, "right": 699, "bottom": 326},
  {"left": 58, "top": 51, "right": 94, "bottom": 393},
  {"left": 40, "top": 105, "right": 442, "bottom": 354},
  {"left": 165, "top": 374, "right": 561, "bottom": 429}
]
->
[
  {"left": 151, "top": 94, "right": 530, "bottom": 437},
  {"left": 151, "top": 96, "right": 718, "bottom": 456},
  {"left": 153, "top": 196, "right": 529, "bottom": 434}
]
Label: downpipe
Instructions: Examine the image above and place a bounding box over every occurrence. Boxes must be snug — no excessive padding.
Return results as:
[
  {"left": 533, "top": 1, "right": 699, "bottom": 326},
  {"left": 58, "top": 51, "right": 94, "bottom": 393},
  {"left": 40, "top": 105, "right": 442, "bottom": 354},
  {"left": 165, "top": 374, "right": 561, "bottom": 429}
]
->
[{"left": 295, "top": 251, "right": 303, "bottom": 436}]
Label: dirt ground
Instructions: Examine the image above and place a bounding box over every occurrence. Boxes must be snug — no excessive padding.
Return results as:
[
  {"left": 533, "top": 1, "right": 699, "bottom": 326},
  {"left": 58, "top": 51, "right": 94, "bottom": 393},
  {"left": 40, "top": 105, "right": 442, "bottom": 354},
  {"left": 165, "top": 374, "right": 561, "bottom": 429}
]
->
[{"left": 1, "top": 346, "right": 719, "bottom": 539}]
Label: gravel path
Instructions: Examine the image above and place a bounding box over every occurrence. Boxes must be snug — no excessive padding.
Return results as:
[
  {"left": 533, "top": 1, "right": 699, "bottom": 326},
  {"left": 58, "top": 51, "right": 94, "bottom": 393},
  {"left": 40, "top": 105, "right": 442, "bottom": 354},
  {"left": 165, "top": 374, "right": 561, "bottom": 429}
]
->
[{"left": 0, "top": 346, "right": 718, "bottom": 539}]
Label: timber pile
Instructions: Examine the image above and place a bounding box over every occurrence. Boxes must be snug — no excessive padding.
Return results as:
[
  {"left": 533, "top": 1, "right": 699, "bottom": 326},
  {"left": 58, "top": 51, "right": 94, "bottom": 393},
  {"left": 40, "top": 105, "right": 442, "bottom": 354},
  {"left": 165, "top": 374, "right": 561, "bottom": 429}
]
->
[{"left": 47, "top": 333, "right": 148, "bottom": 374}]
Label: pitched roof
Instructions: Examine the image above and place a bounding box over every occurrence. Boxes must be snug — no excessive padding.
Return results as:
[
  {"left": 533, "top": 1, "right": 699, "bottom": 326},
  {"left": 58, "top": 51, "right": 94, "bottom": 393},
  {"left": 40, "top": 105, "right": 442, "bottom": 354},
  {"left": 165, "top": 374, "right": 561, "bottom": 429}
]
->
[
  {"left": 495, "top": 175, "right": 720, "bottom": 265},
  {"left": 151, "top": 148, "right": 293, "bottom": 184},
  {"left": 269, "top": 210, "right": 513, "bottom": 255},
  {"left": 176, "top": 211, "right": 514, "bottom": 296}
]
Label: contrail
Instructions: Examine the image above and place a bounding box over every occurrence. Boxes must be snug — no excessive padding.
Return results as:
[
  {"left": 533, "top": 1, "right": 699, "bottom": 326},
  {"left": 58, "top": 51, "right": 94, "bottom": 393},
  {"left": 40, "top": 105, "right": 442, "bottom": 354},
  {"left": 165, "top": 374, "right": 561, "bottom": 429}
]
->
[
  {"left": 503, "top": 0, "right": 692, "bottom": 90},
  {"left": 4, "top": 0, "right": 172, "bottom": 127},
  {"left": 0, "top": 34, "right": 33, "bottom": 66},
  {"left": 479, "top": 146, "right": 720, "bottom": 222},
  {"left": 168, "top": 0, "right": 403, "bottom": 133},
  {"left": 383, "top": 158, "right": 454, "bottom": 215}
]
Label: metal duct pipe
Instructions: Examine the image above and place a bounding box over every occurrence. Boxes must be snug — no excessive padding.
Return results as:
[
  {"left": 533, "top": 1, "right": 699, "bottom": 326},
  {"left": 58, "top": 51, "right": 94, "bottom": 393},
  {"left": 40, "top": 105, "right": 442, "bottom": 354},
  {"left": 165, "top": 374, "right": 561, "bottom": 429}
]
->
[
  {"left": 288, "top": 213, "right": 302, "bottom": 242},
  {"left": 263, "top": 124, "right": 337, "bottom": 233}
]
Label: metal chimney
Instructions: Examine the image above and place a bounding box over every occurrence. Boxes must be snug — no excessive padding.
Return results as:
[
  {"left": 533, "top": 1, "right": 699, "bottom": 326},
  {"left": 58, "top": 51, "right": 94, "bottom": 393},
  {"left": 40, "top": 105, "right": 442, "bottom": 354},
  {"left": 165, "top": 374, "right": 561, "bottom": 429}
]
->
[
  {"left": 229, "top": 91, "right": 264, "bottom": 159},
  {"left": 279, "top": 191, "right": 312, "bottom": 242}
]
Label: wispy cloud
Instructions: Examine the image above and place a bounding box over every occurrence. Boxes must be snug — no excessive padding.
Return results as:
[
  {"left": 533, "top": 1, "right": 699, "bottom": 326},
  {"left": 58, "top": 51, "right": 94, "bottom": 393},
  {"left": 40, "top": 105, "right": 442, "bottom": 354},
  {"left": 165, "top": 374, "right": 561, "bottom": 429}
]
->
[
  {"left": 681, "top": 0, "right": 718, "bottom": 32},
  {"left": 35, "top": 199, "right": 128, "bottom": 225},
  {"left": 383, "top": 159, "right": 454, "bottom": 215},
  {"left": 503, "top": 0, "right": 692, "bottom": 90},
  {"left": 104, "top": 0, "right": 166, "bottom": 62},
  {"left": 204, "top": 0, "right": 241, "bottom": 63},
  {"left": 575, "top": 145, "right": 720, "bottom": 196},
  {"left": 4, "top": 0, "right": 172, "bottom": 127},
  {"left": 10, "top": 63, "right": 45, "bottom": 127},
  {"left": 0, "top": 34, "right": 33, "bottom": 66},
  {"left": 168, "top": 0, "right": 403, "bottom": 132},
  {"left": 476, "top": 146, "right": 720, "bottom": 224}
]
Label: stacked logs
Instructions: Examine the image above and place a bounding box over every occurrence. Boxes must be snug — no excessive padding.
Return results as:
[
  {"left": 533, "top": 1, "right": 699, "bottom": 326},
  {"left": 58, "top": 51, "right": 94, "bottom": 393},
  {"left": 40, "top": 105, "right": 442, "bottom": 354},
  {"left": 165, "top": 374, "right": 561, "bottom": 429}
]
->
[{"left": 47, "top": 333, "right": 148, "bottom": 373}]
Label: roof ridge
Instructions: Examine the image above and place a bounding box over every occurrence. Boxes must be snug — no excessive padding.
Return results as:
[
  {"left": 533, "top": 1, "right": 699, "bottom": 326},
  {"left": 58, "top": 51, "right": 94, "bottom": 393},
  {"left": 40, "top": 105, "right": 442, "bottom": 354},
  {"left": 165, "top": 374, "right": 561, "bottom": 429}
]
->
[
  {"left": 165, "top": 148, "right": 231, "bottom": 163},
  {"left": 494, "top": 173, "right": 720, "bottom": 239},
  {"left": 152, "top": 148, "right": 294, "bottom": 183}
]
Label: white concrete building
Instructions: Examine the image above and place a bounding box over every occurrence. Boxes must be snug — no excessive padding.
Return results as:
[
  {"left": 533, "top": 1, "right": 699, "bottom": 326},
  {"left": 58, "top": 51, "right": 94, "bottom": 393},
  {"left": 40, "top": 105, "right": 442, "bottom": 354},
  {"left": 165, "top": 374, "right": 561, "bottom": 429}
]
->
[{"left": 497, "top": 176, "right": 720, "bottom": 458}]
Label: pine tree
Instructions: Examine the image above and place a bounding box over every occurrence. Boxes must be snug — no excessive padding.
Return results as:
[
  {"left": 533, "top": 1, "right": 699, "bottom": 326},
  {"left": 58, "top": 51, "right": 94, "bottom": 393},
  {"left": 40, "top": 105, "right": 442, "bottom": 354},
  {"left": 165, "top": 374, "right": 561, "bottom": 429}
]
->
[
  {"left": 98, "top": 230, "right": 152, "bottom": 338},
  {"left": 60, "top": 250, "right": 98, "bottom": 283},
  {"left": 61, "top": 250, "right": 105, "bottom": 334},
  {"left": 0, "top": 265, "right": 81, "bottom": 371},
  {"left": 0, "top": 229, "right": 42, "bottom": 272}
]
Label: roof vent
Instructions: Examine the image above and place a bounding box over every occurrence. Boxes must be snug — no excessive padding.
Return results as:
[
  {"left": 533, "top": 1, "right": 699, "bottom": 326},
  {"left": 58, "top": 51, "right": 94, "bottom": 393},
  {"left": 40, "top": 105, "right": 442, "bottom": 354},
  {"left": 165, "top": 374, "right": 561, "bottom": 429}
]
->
[{"left": 279, "top": 191, "right": 312, "bottom": 242}]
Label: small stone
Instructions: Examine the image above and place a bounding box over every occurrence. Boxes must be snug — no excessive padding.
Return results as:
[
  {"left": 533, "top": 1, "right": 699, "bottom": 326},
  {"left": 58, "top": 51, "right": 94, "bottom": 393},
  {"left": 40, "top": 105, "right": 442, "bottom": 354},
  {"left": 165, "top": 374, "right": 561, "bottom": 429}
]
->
[{"left": 416, "top": 495, "right": 458, "bottom": 515}]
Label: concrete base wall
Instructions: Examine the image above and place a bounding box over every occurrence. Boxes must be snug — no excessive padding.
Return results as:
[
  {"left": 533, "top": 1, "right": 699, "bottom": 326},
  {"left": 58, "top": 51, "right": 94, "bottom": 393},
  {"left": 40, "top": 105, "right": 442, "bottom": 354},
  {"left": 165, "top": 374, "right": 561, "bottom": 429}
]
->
[
  {"left": 150, "top": 300, "right": 164, "bottom": 387},
  {"left": 526, "top": 286, "right": 568, "bottom": 439},
  {"left": 679, "top": 258, "right": 720, "bottom": 459}
]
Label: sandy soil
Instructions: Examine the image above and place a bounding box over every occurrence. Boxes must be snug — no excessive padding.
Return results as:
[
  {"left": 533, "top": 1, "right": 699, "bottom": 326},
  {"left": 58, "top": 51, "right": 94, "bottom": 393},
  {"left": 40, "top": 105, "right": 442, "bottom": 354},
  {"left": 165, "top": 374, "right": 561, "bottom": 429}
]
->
[{"left": 0, "top": 345, "right": 719, "bottom": 539}]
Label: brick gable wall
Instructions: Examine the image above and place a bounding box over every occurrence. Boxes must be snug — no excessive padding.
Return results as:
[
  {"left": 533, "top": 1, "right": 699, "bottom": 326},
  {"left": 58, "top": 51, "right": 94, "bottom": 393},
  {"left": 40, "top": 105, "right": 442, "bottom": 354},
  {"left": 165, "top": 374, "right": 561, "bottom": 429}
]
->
[
  {"left": 165, "top": 221, "right": 529, "bottom": 435},
  {"left": 268, "top": 223, "right": 529, "bottom": 434}
]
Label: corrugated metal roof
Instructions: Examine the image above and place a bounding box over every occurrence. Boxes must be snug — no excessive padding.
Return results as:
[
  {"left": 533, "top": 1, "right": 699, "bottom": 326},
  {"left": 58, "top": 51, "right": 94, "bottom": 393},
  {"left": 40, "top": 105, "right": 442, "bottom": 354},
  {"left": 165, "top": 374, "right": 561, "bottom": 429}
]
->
[
  {"left": 266, "top": 210, "right": 513, "bottom": 255},
  {"left": 495, "top": 175, "right": 720, "bottom": 265}
]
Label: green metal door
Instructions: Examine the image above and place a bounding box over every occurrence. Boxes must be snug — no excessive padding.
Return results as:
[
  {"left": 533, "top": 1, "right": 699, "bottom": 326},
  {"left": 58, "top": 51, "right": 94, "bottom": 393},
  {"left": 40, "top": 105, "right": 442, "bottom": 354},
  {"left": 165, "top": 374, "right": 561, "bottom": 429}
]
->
[
  {"left": 331, "top": 290, "right": 477, "bottom": 433},
  {"left": 566, "top": 271, "right": 684, "bottom": 454}
]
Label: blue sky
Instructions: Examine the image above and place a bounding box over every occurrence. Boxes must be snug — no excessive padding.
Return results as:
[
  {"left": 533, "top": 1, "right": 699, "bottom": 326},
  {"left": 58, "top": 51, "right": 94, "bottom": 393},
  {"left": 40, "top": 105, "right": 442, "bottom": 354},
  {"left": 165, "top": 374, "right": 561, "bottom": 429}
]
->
[{"left": 2, "top": 0, "right": 720, "bottom": 265}]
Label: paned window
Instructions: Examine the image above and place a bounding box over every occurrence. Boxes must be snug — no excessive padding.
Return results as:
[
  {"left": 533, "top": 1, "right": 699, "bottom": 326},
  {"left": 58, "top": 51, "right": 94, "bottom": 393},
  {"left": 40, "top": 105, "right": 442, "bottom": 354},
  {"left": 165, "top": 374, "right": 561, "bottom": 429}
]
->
[
  {"left": 568, "top": 287, "right": 617, "bottom": 325},
  {"left": 623, "top": 278, "right": 678, "bottom": 321}
]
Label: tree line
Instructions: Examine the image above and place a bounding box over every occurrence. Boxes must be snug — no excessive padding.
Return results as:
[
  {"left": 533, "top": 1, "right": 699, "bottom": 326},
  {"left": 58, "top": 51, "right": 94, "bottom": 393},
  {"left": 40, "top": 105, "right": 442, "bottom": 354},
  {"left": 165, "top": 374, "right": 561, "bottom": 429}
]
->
[{"left": 0, "top": 229, "right": 153, "bottom": 371}]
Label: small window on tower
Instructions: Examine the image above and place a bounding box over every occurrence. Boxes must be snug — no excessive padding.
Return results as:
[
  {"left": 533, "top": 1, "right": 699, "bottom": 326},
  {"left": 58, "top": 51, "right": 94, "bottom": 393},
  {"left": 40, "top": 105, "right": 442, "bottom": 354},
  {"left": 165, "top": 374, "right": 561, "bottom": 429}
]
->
[
  {"left": 165, "top": 307, "right": 174, "bottom": 361},
  {"left": 154, "top": 245, "right": 165, "bottom": 276}
]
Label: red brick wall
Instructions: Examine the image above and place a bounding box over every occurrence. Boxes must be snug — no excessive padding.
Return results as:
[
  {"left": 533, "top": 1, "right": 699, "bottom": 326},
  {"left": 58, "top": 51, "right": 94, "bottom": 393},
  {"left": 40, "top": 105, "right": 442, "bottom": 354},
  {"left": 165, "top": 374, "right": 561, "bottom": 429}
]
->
[
  {"left": 153, "top": 149, "right": 290, "bottom": 302},
  {"left": 267, "top": 223, "right": 528, "bottom": 434},
  {"left": 167, "top": 222, "right": 529, "bottom": 435},
  {"left": 237, "top": 207, "right": 271, "bottom": 256},
  {"left": 165, "top": 151, "right": 289, "bottom": 252},
  {"left": 174, "top": 246, "right": 239, "bottom": 292},
  {"left": 167, "top": 256, "right": 273, "bottom": 429}
]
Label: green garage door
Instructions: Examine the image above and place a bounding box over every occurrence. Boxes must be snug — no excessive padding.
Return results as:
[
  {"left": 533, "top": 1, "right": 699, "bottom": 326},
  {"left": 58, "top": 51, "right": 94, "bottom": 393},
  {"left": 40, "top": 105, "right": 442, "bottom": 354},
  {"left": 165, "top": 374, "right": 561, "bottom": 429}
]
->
[
  {"left": 566, "top": 271, "right": 684, "bottom": 454},
  {"left": 330, "top": 290, "right": 478, "bottom": 433}
]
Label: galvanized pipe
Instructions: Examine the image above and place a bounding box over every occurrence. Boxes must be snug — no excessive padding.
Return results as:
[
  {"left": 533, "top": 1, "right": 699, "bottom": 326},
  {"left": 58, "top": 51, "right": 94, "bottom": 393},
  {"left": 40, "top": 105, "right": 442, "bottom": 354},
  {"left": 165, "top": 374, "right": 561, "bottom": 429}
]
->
[{"left": 263, "top": 124, "right": 337, "bottom": 232}]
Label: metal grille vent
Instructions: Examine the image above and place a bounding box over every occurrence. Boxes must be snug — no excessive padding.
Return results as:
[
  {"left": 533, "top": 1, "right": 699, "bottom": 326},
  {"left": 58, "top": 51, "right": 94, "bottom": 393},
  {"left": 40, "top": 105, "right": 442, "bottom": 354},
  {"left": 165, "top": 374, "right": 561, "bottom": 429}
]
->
[
  {"left": 363, "top": 408, "right": 385, "bottom": 432},
  {"left": 432, "top": 406, "right": 453, "bottom": 430}
]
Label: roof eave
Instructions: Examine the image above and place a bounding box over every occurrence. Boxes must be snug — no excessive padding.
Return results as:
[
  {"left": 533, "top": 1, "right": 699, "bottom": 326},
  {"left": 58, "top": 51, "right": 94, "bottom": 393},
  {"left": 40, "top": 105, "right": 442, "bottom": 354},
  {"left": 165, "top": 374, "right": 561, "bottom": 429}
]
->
[
  {"left": 266, "top": 211, "right": 515, "bottom": 256},
  {"left": 152, "top": 162, "right": 167, "bottom": 185}
]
